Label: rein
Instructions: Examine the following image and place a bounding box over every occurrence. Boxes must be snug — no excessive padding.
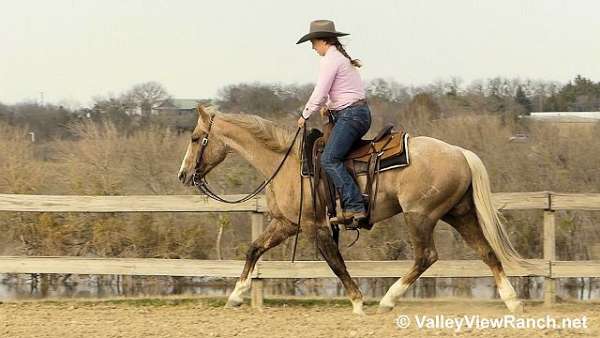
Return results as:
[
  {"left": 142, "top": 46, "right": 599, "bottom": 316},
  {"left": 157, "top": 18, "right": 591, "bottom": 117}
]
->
[
  {"left": 191, "top": 111, "right": 312, "bottom": 262},
  {"left": 192, "top": 113, "right": 303, "bottom": 204}
]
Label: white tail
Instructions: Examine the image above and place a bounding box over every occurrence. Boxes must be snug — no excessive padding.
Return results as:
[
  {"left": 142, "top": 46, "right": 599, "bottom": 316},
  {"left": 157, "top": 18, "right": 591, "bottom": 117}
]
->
[{"left": 460, "top": 149, "right": 530, "bottom": 270}]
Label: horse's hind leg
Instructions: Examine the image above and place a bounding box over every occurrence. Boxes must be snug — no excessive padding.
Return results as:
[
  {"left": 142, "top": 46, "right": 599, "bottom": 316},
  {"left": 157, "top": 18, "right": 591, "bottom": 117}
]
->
[
  {"left": 442, "top": 209, "right": 524, "bottom": 313},
  {"left": 378, "top": 212, "right": 438, "bottom": 313},
  {"left": 315, "top": 226, "right": 365, "bottom": 315},
  {"left": 225, "top": 218, "right": 296, "bottom": 308}
]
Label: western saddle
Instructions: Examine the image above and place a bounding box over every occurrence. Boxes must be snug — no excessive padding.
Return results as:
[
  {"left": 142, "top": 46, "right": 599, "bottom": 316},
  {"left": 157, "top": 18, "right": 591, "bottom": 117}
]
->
[{"left": 305, "top": 113, "right": 410, "bottom": 233}]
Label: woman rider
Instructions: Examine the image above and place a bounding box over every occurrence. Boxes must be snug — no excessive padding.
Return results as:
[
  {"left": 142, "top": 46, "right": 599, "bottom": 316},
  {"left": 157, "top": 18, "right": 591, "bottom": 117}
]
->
[{"left": 296, "top": 20, "right": 371, "bottom": 225}]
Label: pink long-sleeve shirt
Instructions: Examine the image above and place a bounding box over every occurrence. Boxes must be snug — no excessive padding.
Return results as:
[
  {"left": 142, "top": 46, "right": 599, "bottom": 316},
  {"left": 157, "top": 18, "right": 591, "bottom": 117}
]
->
[{"left": 302, "top": 45, "right": 366, "bottom": 119}]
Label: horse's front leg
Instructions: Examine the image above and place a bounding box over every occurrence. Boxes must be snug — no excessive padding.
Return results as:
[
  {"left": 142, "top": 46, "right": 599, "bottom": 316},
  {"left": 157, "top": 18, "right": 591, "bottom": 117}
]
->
[
  {"left": 225, "top": 217, "right": 296, "bottom": 308},
  {"left": 315, "top": 226, "right": 365, "bottom": 315}
]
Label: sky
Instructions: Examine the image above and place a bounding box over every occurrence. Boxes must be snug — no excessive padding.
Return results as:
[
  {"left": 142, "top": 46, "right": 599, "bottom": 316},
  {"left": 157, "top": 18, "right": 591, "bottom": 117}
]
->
[{"left": 1, "top": 0, "right": 599, "bottom": 107}]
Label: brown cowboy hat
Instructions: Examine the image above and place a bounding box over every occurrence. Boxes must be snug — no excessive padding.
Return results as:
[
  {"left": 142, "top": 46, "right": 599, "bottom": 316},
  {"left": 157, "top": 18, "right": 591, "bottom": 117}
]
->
[{"left": 296, "top": 20, "right": 349, "bottom": 44}]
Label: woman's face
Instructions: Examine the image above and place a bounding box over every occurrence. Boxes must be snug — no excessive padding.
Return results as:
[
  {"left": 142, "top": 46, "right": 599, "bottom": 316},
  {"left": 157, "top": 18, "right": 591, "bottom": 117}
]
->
[{"left": 310, "top": 39, "right": 329, "bottom": 56}]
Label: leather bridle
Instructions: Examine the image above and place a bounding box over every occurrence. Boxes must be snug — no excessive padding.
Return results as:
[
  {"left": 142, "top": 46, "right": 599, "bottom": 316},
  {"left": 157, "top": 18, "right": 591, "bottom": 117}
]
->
[
  {"left": 189, "top": 110, "right": 331, "bottom": 261},
  {"left": 191, "top": 112, "right": 303, "bottom": 205}
]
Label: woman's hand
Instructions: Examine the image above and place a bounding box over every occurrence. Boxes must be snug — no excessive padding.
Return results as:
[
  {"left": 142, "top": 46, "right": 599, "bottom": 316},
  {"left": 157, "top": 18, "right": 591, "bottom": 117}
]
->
[
  {"left": 319, "top": 106, "right": 329, "bottom": 118},
  {"left": 297, "top": 116, "right": 306, "bottom": 128}
]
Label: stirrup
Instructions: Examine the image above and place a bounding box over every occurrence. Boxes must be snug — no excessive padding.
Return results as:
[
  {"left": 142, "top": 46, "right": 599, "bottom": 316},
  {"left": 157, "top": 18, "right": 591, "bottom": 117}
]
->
[
  {"left": 343, "top": 215, "right": 369, "bottom": 230},
  {"left": 329, "top": 211, "right": 366, "bottom": 226},
  {"left": 329, "top": 215, "right": 351, "bottom": 225}
]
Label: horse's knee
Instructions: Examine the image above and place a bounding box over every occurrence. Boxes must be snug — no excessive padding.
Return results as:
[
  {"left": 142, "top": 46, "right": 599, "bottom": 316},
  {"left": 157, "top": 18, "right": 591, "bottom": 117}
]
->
[
  {"left": 316, "top": 226, "right": 329, "bottom": 237},
  {"left": 315, "top": 228, "right": 331, "bottom": 246},
  {"left": 315, "top": 227, "right": 343, "bottom": 260},
  {"left": 427, "top": 249, "right": 439, "bottom": 266},
  {"left": 415, "top": 258, "right": 434, "bottom": 272},
  {"left": 480, "top": 247, "right": 501, "bottom": 267},
  {"left": 245, "top": 243, "right": 261, "bottom": 261},
  {"left": 415, "top": 248, "right": 438, "bottom": 271}
]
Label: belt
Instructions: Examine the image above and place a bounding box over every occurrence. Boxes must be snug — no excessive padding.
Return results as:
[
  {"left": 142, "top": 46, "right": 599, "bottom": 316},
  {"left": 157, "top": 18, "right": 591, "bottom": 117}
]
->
[{"left": 328, "top": 98, "right": 368, "bottom": 113}]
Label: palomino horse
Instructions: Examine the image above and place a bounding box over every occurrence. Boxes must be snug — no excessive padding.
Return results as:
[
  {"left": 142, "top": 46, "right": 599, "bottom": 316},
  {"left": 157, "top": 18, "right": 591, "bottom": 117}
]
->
[{"left": 178, "top": 106, "right": 529, "bottom": 315}]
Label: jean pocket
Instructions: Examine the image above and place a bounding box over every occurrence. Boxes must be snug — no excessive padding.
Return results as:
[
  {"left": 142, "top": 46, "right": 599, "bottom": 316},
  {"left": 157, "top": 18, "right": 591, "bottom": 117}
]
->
[
  {"left": 350, "top": 107, "right": 370, "bottom": 127},
  {"left": 343, "top": 106, "right": 364, "bottom": 119}
]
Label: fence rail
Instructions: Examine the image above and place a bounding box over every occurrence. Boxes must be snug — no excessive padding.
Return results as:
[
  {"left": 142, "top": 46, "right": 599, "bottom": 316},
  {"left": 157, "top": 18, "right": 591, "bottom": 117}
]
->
[
  {"left": 0, "top": 192, "right": 599, "bottom": 307},
  {"left": 2, "top": 256, "right": 597, "bottom": 278}
]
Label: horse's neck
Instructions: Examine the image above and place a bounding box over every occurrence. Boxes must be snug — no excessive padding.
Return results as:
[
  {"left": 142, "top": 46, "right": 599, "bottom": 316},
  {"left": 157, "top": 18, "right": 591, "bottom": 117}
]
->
[{"left": 215, "top": 120, "right": 297, "bottom": 178}]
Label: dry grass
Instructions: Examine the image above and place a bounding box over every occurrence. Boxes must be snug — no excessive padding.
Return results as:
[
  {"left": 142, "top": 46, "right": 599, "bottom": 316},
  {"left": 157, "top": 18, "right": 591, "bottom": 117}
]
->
[{"left": 0, "top": 112, "right": 599, "bottom": 262}]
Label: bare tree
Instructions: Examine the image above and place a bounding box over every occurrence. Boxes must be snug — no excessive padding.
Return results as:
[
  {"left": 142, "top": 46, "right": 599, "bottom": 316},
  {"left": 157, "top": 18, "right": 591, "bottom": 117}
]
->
[
  {"left": 215, "top": 215, "right": 230, "bottom": 260},
  {"left": 124, "top": 81, "right": 171, "bottom": 118}
]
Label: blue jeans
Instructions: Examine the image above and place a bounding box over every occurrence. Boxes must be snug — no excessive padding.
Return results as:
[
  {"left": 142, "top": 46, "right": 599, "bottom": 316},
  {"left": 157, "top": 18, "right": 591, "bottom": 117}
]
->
[{"left": 320, "top": 103, "right": 371, "bottom": 212}]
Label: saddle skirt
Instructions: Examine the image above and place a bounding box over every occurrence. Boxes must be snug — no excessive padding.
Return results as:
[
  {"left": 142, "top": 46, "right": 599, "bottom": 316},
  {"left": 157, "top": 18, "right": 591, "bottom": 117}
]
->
[{"left": 301, "top": 126, "right": 411, "bottom": 177}]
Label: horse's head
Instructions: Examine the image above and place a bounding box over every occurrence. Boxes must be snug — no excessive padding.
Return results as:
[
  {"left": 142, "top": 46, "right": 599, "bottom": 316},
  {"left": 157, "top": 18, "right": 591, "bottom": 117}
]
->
[{"left": 178, "top": 106, "right": 229, "bottom": 186}]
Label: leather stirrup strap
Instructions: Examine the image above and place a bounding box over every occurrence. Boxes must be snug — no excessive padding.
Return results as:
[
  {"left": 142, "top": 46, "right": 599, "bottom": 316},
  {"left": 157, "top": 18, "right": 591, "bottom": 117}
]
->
[{"left": 314, "top": 140, "right": 340, "bottom": 246}]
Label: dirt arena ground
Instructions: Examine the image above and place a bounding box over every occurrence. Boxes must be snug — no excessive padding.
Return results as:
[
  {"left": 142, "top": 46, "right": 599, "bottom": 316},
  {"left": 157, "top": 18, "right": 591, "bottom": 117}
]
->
[{"left": 0, "top": 297, "right": 598, "bottom": 338}]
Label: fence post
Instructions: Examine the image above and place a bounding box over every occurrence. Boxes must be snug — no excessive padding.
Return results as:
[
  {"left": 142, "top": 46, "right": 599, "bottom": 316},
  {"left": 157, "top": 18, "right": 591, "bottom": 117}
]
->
[
  {"left": 250, "top": 212, "right": 264, "bottom": 308},
  {"left": 543, "top": 209, "right": 556, "bottom": 306}
]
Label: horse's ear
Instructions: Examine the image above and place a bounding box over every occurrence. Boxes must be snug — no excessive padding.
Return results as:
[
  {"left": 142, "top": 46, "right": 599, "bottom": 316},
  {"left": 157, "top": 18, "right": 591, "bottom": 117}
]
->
[{"left": 197, "top": 104, "right": 210, "bottom": 123}]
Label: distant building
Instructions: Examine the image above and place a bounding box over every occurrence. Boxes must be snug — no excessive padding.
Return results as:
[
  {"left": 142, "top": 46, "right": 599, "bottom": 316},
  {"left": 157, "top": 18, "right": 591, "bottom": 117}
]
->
[
  {"left": 519, "top": 112, "right": 600, "bottom": 138},
  {"left": 152, "top": 98, "right": 211, "bottom": 133},
  {"left": 153, "top": 99, "right": 209, "bottom": 115},
  {"left": 526, "top": 112, "right": 600, "bottom": 121}
]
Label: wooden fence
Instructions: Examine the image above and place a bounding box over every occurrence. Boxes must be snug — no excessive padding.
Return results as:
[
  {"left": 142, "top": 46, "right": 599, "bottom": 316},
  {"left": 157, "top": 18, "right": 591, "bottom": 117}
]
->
[{"left": 0, "top": 192, "right": 599, "bottom": 308}]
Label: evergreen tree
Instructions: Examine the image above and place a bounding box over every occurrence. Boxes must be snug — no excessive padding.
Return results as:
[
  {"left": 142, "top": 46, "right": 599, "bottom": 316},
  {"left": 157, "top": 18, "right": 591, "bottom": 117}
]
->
[{"left": 515, "top": 85, "right": 532, "bottom": 113}]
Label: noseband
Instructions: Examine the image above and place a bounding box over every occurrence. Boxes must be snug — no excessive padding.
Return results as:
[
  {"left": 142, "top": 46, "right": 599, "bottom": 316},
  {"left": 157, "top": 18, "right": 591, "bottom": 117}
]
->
[{"left": 191, "top": 113, "right": 214, "bottom": 188}]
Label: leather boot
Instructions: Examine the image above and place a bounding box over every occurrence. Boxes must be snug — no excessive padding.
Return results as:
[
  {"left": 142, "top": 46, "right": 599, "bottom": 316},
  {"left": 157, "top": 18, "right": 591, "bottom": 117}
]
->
[{"left": 329, "top": 210, "right": 367, "bottom": 225}]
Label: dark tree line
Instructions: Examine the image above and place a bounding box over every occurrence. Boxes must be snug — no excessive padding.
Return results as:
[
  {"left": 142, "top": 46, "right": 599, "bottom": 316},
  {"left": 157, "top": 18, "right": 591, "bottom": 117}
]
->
[
  {"left": 214, "top": 75, "right": 600, "bottom": 120},
  {"left": 1, "top": 75, "right": 599, "bottom": 141}
]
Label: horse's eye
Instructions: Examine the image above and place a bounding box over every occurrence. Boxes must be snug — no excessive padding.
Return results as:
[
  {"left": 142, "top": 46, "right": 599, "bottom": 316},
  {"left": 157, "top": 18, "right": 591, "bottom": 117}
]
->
[{"left": 191, "top": 135, "right": 200, "bottom": 142}]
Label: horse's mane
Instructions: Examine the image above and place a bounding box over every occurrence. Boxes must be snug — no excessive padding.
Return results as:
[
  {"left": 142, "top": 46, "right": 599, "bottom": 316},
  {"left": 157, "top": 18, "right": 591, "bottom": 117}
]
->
[{"left": 217, "top": 111, "right": 300, "bottom": 154}]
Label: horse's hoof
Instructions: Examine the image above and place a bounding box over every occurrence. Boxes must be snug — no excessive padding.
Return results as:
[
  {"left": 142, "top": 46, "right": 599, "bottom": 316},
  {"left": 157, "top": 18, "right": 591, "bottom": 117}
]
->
[
  {"left": 224, "top": 298, "right": 243, "bottom": 308},
  {"left": 377, "top": 305, "right": 394, "bottom": 314},
  {"left": 508, "top": 300, "right": 524, "bottom": 314},
  {"left": 351, "top": 299, "right": 366, "bottom": 316},
  {"left": 353, "top": 309, "right": 367, "bottom": 316},
  {"left": 352, "top": 304, "right": 366, "bottom": 316}
]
